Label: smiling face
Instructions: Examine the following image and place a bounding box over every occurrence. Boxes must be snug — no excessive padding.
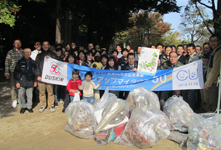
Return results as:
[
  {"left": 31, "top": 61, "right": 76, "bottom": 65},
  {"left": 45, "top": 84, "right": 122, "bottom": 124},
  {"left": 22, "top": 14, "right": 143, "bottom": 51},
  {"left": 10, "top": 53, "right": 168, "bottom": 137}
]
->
[
  {"left": 203, "top": 44, "right": 211, "bottom": 55},
  {"left": 13, "top": 40, "right": 22, "bottom": 49},
  {"left": 34, "top": 42, "right": 41, "bottom": 50},
  {"left": 87, "top": 53, "right": 93, "bottom": 61},
  {"left": 79, "top": 52, "right": 85, "bottom": 60},
  {"left": 112, "top": 52, "right": 117, "bottom": 58},
  {"left": 165, "top": 47, "right": 172, "bottom": 57},
  {"left": 42, "top": 41, "right": 50, "bottom": 51},
  {"left": 169, "top": 52, "right": 178, "bottom": 65},
  {"left": 85, "top": 75, "right": 92, "bottom": 82},
  {"left": 177, "top": 46, "right": 184, "bottom": 55},
  {"left": 101, "top": 57, "right": 107, "bottom": 66},
  {"left": 137, "top": 46, "right": 142, "bottom": 54},
  {"left": 210, "top": 36, "right": 221, "bottom": 50},
  {"left": 68, "top": 55, "right": 75, "bottom": 63},
  {"left": 23, "top": 48, "right": 31, "bottom": 60},
  {"left": 187, "top": 46, "right": 195, "bottom": 56},
  {"left": 128, "top": 55, "right": 135, "bottom": 65},
  {"left": 108, "top": 59, "right": 115, "bottom": 68}
]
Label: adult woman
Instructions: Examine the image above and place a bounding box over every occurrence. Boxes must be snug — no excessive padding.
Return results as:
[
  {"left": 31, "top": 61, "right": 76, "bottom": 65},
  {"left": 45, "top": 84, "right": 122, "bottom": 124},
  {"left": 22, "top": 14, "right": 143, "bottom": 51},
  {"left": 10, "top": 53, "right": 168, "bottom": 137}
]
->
[
  {"left": 77, "top": 51, "right": 86, "bottom": 65},
  {"left": 111, "top": 50, "right": 119, "bottom": 62},
  {"left": 66, "top": 53, "right": 78, "bottom": 64},
  {"left": 101, "top": 54, "right": 108, "bottom": 69},
  {"left": 105, "top": 56, "right": 118, "bottom": 70},
  {"left": 81, "top": 51, "right": 94, "bottom": 67}
]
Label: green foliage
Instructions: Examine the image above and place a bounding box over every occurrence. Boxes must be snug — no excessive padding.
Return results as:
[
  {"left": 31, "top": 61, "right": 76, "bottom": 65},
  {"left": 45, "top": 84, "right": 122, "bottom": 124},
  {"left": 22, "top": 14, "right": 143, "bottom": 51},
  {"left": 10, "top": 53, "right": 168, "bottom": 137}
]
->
[
  {"left": 163, "top": 30, "right": 183, "bottom": 46},
  {"left": 114, "top": 11, "right": 171, "bottom": 49},
  {"left": 0, "top": 0, "right": 45, "bottom": 27},
  {"left": 0, "top": 0, "right": 21, "bottom": 27}
]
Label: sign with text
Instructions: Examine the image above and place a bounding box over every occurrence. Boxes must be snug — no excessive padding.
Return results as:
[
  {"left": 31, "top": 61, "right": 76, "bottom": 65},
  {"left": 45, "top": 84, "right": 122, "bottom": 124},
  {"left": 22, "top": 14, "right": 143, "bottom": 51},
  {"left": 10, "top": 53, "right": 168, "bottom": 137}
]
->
[
  {"left": 138, "top": 47, "right": 160, "bottom": 75},
  {"left": 42, "top": 58, "right": 204, "bottom": 91}
]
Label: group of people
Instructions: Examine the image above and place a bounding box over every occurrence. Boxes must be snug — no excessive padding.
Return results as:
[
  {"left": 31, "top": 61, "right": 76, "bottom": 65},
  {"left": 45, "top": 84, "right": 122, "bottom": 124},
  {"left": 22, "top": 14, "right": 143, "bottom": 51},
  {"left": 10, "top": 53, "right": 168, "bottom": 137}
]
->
[{"left": 4, "top": 34, "right": 221, "bottom": 114}]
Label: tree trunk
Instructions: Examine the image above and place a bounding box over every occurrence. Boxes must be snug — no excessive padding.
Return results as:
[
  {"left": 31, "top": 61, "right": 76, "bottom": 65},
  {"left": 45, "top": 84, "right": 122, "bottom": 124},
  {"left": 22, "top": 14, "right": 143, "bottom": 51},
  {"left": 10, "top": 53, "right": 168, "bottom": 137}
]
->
[
  {"left": 214, "top": 0, "right": 221, "bottom": 35},
  {"left": 55, "top": 0, "right": 61, "bottom": 44}
]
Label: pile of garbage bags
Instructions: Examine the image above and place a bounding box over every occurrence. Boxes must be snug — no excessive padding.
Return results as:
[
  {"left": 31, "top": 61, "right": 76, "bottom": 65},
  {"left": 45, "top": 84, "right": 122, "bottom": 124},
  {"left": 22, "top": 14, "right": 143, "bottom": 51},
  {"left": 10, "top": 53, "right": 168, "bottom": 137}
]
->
[
  {"left": 64, "top": 86, "right": 221, "bottom": 149},
  {"left": 187, "top": 113, "right": 221, "bottom": 150}
]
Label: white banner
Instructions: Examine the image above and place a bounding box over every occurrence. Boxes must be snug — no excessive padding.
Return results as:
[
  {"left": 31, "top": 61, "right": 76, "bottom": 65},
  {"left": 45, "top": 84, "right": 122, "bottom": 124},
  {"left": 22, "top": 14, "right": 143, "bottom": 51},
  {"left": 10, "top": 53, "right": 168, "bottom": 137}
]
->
[{"left": 41, "top": 57, "right": 68, "bottom": 85}]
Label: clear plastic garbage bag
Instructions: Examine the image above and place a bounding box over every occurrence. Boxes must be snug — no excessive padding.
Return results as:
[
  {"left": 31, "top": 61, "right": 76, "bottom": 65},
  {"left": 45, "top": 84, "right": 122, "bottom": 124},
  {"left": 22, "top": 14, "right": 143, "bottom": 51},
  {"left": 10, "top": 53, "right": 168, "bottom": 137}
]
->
[
  {"left": 187, "top": 113, "right": 221, "bottom": 150},
  {"left": 114, "top": 107, "right": 171, "bottom": 148},
  {"left": 65, "top": 100, "right": 96, "bottom": 139},
  {"left": 94, "top": 97, "right": 129, "bottom": 145},
  {"left": 163, "top": 95, "right": 194, "bottom": 132}
]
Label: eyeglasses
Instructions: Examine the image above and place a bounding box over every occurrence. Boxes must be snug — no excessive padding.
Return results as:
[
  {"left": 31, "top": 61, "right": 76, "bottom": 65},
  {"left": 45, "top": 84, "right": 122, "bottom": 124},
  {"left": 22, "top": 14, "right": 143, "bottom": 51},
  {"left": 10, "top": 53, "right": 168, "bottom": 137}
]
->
[{"left": 210, "top": 40, "right": 219, "bottom": 42}]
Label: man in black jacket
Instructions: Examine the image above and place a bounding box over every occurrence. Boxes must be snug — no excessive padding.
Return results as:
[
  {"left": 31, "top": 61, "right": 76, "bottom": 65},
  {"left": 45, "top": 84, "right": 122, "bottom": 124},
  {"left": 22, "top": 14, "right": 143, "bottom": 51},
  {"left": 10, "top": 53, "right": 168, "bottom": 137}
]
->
[
  {"left": 177, "top": 45, "right": 186, "bottom": 64},
  {"left": 14, "top": 48, "right": 37, "bottom": 114},
  {"left": 36, "top": 41, "right": 57, "bottom": 113},
  {"left": 120, "top": 53, "right": 138, "bottom": 99}
]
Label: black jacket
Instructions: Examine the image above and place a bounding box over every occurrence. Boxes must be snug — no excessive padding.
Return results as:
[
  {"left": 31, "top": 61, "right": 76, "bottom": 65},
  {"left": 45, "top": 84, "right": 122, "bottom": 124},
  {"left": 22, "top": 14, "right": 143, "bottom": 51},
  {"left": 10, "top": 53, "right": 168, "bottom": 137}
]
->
[
  {"left": 118, "top": 56, "right": 128, "bottom": 70},
  {"left": 14, "top": 57, "right": 37, "bottom": 87},
  {"left": 178, "top": 54, "right": 186, "bottom": 64},
  {"left": 36, "top": 50, "right": 56, "bottom": 77},
  {"left": 123, "top": 61, "right": 138, "bottom": 70}
]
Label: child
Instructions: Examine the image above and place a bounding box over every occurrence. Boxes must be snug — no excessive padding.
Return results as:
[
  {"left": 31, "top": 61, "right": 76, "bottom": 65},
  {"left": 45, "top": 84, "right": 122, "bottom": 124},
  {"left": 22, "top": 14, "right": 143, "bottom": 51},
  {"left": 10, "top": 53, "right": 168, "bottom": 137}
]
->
[
  {"left": 91, "top": 56, "right": 102, "bottom": 69},
  {"left": 66, "top": 69, "right": 82, "bottom": 102},
  {"left": 78, "top": 72, "right": 100, "bottom": 104}
]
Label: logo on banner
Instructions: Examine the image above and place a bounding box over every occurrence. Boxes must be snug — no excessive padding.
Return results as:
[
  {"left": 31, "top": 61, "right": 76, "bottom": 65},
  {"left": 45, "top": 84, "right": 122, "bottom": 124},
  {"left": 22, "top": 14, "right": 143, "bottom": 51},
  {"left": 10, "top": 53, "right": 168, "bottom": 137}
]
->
[
  {"left": 50, "top": 64, "right": 61, "bottom": 75},
  {"left": 177, "top": 69, "right": 198, "bottom": 81}
]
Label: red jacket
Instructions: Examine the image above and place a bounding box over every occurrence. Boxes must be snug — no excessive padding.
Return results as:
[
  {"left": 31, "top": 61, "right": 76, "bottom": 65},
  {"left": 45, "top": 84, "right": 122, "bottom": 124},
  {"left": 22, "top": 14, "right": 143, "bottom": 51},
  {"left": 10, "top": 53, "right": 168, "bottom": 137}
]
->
[{"left": 66, "top": 78, "right": 82, "bottom": 96}]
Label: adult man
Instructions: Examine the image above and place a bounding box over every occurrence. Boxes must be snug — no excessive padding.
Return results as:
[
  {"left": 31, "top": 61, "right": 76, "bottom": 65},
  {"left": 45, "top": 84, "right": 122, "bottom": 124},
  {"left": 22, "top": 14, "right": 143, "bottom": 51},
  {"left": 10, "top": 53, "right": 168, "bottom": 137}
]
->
[
  {"left": 36, "top": 41, "right": 56, "bottom": 113},
  {"left": 202, "top": 34, "right": 221, "bottom": 112},
  {"left": 118, "top": 49, "right": 129, "bottom": 70},
  {"left": 171, "top": 45, "right": 176, "bottom": 52},
  {"left": 156, "top": 43, "right": 165, "bottom": 54},
  {"left": 135, "top": 45, "right": 142, "bottom": 61},
  {"left": 185, "top": 43, "right": 200, "bottom": 110},
  {"left": 177, "top": 45, "right": 186, "bottom": 64},
  {"left": 14, "top": 48, "right": 37, "bottom": 114},
  {"left": 88, "top": 43, "right": 94, "bottom": 51},
  {"left": 5, "top": 39, "right": 23, "bottom": 107},
  {"left": 124, "top": 53, "right": 138, "bottom": 71},
  {"left": 126, "top": 45, "right": 131, "bottom": 51},
  {"left": 195, "top": 45, "right": 202, "bottom": 55},
  {"left": 116, "top": 45, "right": 123, "bottom": 58},
  {"left": 121, "top": 53, "right": 138, "bottom": 99},
  {"left": 183, "top": 44, "right": 188, "bottom": 56},
  {"left": 31, "top": 42, "right": 41, "bottom": 61},
  {"left": 158, "top": 52, "right": 183, "bottom": 109}
]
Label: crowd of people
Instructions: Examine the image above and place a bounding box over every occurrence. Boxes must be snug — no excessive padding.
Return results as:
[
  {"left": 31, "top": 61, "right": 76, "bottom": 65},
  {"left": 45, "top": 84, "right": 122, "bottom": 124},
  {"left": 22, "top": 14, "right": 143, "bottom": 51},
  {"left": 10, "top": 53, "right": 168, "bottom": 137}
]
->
[{"left": 4, "top": 34, "right": 221, "bottom": 114}]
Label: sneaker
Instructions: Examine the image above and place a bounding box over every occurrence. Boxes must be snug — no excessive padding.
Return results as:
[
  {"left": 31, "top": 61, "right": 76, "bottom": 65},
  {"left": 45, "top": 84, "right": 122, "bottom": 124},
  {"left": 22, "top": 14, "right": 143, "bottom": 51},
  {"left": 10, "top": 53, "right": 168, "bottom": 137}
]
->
[
  {"left": 39, "top": 106, "right": 45, "bottom": 113},
  {"left": 50, "top": 106, "right": 55, "bottom": 113},
  {"left": 27, "top": 109, "right": 33, "bottom": 113},
  {"left": 12, "top": 100, "right": 17, "bottom": 108},
  {"left": 55, "top": 103, "right": 59, "bottom": 107},
  {"left": 20, "top": 108, "right": 26, "bottom": 114},
  {"left": 59, "top": 100, "right": 64, "bottom": 104}
]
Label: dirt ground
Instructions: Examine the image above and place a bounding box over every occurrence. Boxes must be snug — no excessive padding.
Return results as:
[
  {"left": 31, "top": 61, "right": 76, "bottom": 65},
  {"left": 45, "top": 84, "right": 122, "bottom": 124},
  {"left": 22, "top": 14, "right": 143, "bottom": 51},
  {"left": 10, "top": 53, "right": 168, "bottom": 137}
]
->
[{"left": 0, "top": 73, "right": 182, "bottom": 150}]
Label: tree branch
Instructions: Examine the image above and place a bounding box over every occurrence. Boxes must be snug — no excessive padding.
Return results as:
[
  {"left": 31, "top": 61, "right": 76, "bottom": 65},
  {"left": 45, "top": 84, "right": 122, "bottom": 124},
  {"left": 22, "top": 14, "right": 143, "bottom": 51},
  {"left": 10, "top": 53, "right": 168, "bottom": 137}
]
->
[
  {"left": 197, "top": 1, "right": 212, "bottom": 9},
  {"left": 195, "top": 3, "right": 214, "bottom": 34}
]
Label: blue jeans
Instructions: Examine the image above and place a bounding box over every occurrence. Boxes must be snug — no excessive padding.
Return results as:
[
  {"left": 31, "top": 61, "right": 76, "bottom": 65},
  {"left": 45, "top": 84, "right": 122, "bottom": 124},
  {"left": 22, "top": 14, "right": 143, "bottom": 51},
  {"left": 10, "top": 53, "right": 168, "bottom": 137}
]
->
[
  {"left": 83, "top": 95, "right": 94, "bottom": 104},
  {"left": 70, "top": 96, "right": 74, "bottom": 102}
]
